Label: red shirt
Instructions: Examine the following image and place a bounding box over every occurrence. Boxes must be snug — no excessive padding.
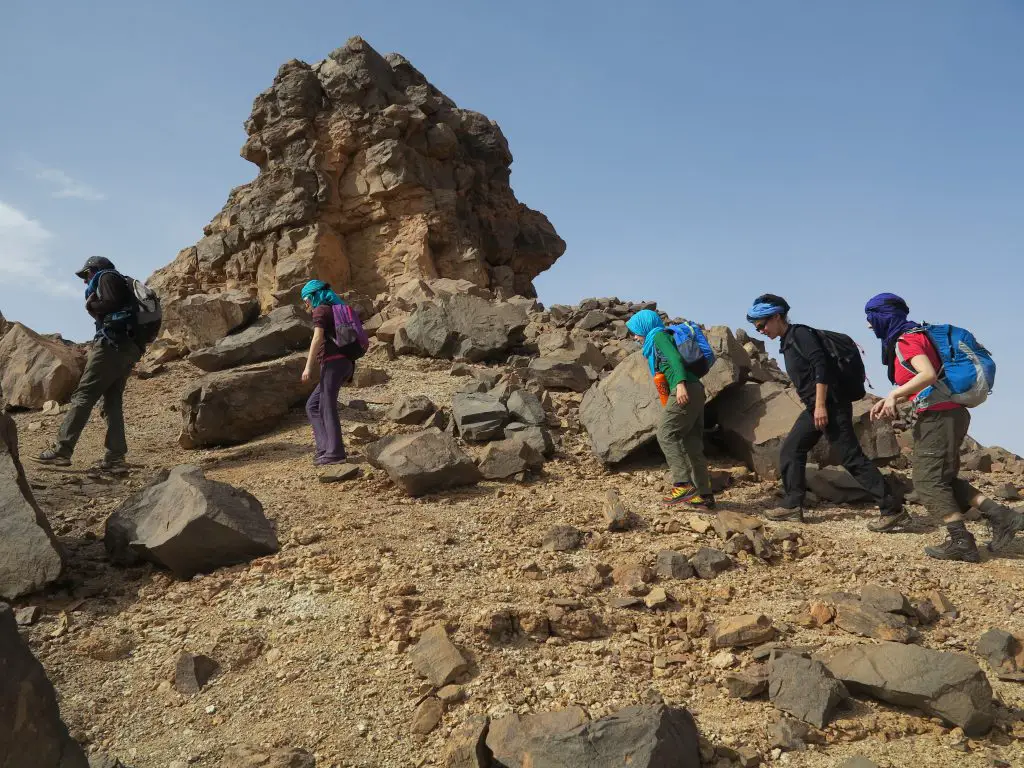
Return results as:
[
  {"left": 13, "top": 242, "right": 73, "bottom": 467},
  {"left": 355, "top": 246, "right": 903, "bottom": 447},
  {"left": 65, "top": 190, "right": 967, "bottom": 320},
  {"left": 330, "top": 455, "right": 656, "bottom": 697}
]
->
[
  {"left": 894, "top": 332, "right": 961, "bottom": 413},
  {"left": 312, "top": 305, "right": 344, "bottom": 364}
]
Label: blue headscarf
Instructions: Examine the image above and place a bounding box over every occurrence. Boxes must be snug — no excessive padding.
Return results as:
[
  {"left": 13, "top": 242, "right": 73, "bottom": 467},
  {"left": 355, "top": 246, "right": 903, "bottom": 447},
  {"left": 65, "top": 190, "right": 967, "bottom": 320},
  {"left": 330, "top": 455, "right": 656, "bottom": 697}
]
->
[
  {"left": 626, "top": 309, "right": 666, "bottom": 375},
  {"left": 301, "top": 280, "right": 343, "bottom": 308},
  {"left": 746, "top": 294, "right": 791, "bottom": 322},
  {"left": 865, "top": 293, "right": 920, "bottom": 381}
]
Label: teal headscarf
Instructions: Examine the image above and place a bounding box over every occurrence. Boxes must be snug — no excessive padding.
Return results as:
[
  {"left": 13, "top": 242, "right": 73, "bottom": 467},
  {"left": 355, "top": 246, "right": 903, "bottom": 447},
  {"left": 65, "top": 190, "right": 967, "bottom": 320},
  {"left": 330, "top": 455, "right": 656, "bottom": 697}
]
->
[
  {"left": 301, "top": 280, "right": 343, "bottom": 308},
  {"left": 625, "top": 309, "right": 666, "bottom": 375}
]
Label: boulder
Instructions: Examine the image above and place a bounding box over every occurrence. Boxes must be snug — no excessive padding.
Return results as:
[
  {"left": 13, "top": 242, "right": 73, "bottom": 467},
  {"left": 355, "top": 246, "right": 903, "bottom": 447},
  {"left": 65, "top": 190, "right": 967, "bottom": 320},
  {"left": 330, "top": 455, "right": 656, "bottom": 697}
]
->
[
  {"left": 178, "top": 353, "right": 315, "bottom": 448},
  {"left": 542, "top": 525, "right": 584, "bottom": 552},
  {"left": 835, "top": 399, "right": 901, "bottom": 466},
  {"left": 351, "top": 365, "right": 389, "bottom": 388},
  {"left": 829, "top": 595, "right": 916, "bottom": 643},
  {"left": 410, "top": 624, "right": 469, "bottom": 687},
  {"left": 443, "top": 716, "right": 490, "bottom": 768},
  {"left": 0, "top": 323, "right": 85, "bottom": 409},
  {"left": 387, "top": 394, "right": 436, "bottom": 425},
  {"left": 0, "top": 413, "right": 64, "bottom": 600},
  {"left": 187, "top": 305, "right": 312, "bottom": 371},
  {"left": 713, "top": 382, "right": 809, "bottom": 479},
  {"left": 486, "top": 708, "right": 590, "bottom": 767},
  {"left": 976, "top": 627, "right": 1024, "bottom": 681},
  {"left": 159, "top": 290, "right": 259, "bottom": 352},
  {"left": 478, "top": 439, "right": 543, "bottom": 480},
  {"left": 452, "top": 392, "right": 507, "bottom": 441},
  {"left": 527, "top": 358, "right": 591, "bottom": 393},
  {"left": 374, "top": 429, "right": 481, "bottom": 496},
  {"left": 576, "top": 309, "right": 610, "bottom": 331},
  {"left": 769, "top": 654, "right": 848, "bottom": 728},
  {"left": 724, "top": 666, "right": 769, "bottom": 699},
  {"left": 0, "top": 605, "right": 89, "bottom": 767},
  {"left": 859, "top": 584, "right": 913, "bottom": 616},
  {"left": 579, "top": 352, "right": 661, "bottom": 463},
  {"left": 805, "top": 465, "right": 875, "bottom": 503},
  {"left": 174, "top": 652, "right": 220, "bottom": 694},
  {"left": 701, "top": 326, "right": 752, "bottom": 401},
  {"left": 506, "top": 423, "right": 556, "bottom": 459},
  {"left": 538, "top": 332, "right": 608, "bottom": 371},
  {"left": 655, "top": 550, "right": 693, "bottom": 580},
  {"left": 506, "top": 390, "right": 546, "bottom": 426},
  {"left": 104, "top": 465, "right": 279, "bottom": 579},
  {"left": 712, "top": 615, "right": 776, "bottom": 649},
  {"left": 689, "top": 548, "right": 732, "bottom": 579},
  {"left": 403, "top": 294, "right": 529, "bottom": 361},
  {"left": 827, "top": 642, "right": 994, "bottom": 736}
]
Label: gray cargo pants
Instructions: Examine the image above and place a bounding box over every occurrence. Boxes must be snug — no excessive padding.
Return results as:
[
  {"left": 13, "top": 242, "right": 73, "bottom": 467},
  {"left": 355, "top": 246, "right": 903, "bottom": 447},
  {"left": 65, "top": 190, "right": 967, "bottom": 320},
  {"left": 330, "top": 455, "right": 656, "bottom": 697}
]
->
[
  {"left": 912, "top": 408, "right": 979, "bottom": 521},
  {"left": 656, "top": 379, "right": 712, "bottom": 495},
  {"left": 55, "top": 337, "right": 142, "bottom": 461}
]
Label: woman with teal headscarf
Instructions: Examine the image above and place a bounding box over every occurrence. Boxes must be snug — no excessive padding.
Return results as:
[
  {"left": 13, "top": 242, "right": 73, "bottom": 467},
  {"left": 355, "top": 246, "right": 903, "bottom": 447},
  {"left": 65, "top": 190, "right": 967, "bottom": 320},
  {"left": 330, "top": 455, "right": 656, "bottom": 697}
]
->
[
  {"left": 301, "top": 279, "right": 350, "bottom": 465},
  {"left": 625, "top": 309, "right": 714, "bottom": 509}
]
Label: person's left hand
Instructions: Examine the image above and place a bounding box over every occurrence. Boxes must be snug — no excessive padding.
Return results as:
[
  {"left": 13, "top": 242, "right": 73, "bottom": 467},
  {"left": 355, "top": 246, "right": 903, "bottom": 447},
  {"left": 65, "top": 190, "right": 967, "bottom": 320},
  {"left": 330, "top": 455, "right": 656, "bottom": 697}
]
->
[
  {"left": 301, "top": 366, "right": 312, "bottom": 383},
  {"left": 676, "top": 384, "right": 689, "bottom": 406},
  {"left": 871, "top": 392, "right": 898, "bottom": 420},
  {"left": 813, "top": 405, "right": 829, "bottom": 430}
]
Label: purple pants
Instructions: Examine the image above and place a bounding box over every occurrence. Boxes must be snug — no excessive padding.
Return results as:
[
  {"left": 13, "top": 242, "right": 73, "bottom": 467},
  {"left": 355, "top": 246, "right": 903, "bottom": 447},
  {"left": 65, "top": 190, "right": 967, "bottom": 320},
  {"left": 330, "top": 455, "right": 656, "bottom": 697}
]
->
[{"left": 306, "top": 357, "right": 352, "bottom": 464}]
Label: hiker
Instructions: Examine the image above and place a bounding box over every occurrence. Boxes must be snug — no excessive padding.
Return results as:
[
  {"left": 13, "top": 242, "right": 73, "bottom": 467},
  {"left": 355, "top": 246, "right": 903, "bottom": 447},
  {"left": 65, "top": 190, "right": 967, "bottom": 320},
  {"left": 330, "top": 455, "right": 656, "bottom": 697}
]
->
[
  {"left": 301, "top": 280, "right": 367, "bottom": 466},
  {"left": 626, "top": 309, "right": 715, "bottom": 509},
  {"left": 36, "top": 257, "right": 153, "bottom": 469},
  {"left": 746, "top": 294, "right": 905, "bottom": 527},
  {"left": 865, "top": 293, "right": 1023, "bottom": 562}
]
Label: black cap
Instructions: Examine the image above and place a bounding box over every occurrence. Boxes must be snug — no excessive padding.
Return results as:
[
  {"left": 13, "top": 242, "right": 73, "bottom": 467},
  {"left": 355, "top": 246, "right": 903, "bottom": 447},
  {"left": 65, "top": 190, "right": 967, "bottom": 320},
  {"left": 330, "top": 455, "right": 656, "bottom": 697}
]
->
[{"left": 75, "top": 256, "right": 115, "bottom": 279}]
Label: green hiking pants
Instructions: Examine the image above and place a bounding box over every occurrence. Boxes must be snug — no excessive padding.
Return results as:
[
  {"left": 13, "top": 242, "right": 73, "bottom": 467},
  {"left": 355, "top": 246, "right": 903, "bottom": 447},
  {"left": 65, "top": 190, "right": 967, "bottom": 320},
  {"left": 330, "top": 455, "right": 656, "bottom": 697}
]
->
[
  {"left": 56, "top": 338, "right": 142, "bottom": 461},
  {"left": 656, "top": 379, "right": 711, "bottom": 494},
  {"left": 912, "top": 408, "right": 979, "bottom": 521}
]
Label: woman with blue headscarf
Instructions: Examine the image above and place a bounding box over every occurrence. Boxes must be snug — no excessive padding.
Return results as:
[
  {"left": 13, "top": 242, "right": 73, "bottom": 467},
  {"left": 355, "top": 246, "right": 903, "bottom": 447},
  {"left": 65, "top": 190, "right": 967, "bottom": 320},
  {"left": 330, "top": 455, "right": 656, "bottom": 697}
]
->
[
  {"left": 625, "top": 309, "right": 714, "bottom": 508},
  {"left": 865, "top": 293, "right": 1023, "bottom": 562},
  {"left": 301, "top": 279, "right": 350, "bottom": 465}
]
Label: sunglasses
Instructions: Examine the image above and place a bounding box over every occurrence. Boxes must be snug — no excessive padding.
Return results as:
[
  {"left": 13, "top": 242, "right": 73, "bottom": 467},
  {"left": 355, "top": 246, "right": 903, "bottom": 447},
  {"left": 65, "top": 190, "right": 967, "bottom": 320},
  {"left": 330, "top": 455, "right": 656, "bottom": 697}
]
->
[{"left": 753, "top": 319, "right": 769, "bottom": 332}]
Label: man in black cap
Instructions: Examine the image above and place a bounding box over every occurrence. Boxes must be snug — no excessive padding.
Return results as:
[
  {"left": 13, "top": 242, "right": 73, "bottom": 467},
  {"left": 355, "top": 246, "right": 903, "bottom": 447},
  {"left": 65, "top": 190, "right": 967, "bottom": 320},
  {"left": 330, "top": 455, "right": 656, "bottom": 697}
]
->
[{"left": 35, "top": 256, "right": 143, "bottom": 469}]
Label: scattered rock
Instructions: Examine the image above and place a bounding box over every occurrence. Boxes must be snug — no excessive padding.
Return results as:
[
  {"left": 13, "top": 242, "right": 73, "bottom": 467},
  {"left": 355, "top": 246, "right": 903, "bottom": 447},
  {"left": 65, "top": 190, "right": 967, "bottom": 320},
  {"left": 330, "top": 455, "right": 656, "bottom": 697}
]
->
[
  {"left": 827, "top": 642, "right": 994, "bottom": 736},
  {"left": 403, "top": 294, "right": 529, "bottom": 362},
  {"left": 387, "top": 395, "right": 436, "bottom": 425},
  {"left": 689, "top": 548, "right": 732, "bottom": 579},
  {"left": 713, "top": 510, "right": 763, "bottom": 541},
  {"left": 724, "top": 665, "right": 769, "bottom": 699},
  {"left": 14, "top": 606, "right": 41, "bottom": 626},
  {"left": 104, "top": 465, "right": 279, "bottom": 579},
  {"left": 351, "top": 366, "right": 390, "bottom": 388},
  {"left": 374, "top": 429, "right": 481, "bottom": 496},
  {"left": 603, "top": 490, "right": 633, "bottom": 532},
  {"left": 769, "top": 654, "right": 848, "bottom": 728},
  {"left": 829, "top": 595, "right": 916, "bottom": 643},
  {"left": 174, "top": 652, "right": 220, "bottom": 694},
  {"left": 804, "top": 465, "right": 875, "bottom": 504},
  {"left": 506, "top": 390, "right": 546, "bottom": 426},
  {"left": 452, "top": 392, "right": 507, "bottom": 441},
  {"left": 927, "top": 590, "right": 957, "bottom": 617},
  {"left": 993, "top": 483, "right": 1021, "bottom": 501},
  {"left": 962, "top": 451, "right": 993, "bottom": 473},
  {"left": 712, "top": 615, "right": 776, "bottom": 649},
  {"left": 506, "top": 423, "right": 555, "bottom": 459},
  {"left": 527, "top": 357, "right": 590, "bottom": 392},
  {"left": 839, "top": 758, "right": 879, "bottom": 768},
  {"left": 437, "top": 684, "right": 465, "bottom": 704},
  {"left": 443, "top": 716, "right": 490, "bottom": 768},
  {"left": 542, "top": 525, "right": 584, "bottom": 552},
  {"left": 976, "top": 627, "right": 1024, "bottom": 681},
  {"left": 644, "top": 587, "right": 669, "bottom": 609},
  {"left": 0, "top": 413, "right": 64, "bottom": 600},
  {"left": 0, "top": 604, "right": 89, "bottom": 766},
  {"left": 409, "top": 624, "right": 469, "bottom": 687},
  {"left": 478, "top": 439, "right": 543, "bottom": 480},
  {"left": 411, "top": 697, "right": 444, "bottom": 734},
  {"left": 860, "top": 583, "right": 913, "bottom": 615},
  {"left": 318, "top": 463, "right": 360, "bottom": 483},
  {"left": 655, "top": 550, "right": 694, "bottom": 580},
  {"left": 187, "top": 306, "right": 312, "bottom": 371},
  {"left": 223, "top": 745, "right": 315, "bottom": 768},
  {"left": 767, "top": 717, "right": 813, "bottom": 751}
]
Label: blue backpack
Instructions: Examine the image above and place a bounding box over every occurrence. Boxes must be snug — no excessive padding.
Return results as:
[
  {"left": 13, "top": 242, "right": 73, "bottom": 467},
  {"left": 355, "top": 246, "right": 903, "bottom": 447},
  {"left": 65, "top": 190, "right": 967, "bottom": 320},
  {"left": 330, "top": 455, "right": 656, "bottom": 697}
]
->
[
  {"left": 896, "top": 324, "right": 996, "bottom": 408},
  {"left": 664, "top": 322, "right": 716, "bottom": 378}
]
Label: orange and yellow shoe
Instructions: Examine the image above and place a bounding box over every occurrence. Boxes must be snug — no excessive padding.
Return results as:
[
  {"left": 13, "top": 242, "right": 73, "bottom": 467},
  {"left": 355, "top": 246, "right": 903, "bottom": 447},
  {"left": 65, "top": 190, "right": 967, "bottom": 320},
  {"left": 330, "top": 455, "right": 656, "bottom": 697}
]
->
[
  {"left": 662, "top": 484, "right": 698, "bottom": 505},
  {"left": 686, "top": 493, "right": 717, "bottom": 510}
]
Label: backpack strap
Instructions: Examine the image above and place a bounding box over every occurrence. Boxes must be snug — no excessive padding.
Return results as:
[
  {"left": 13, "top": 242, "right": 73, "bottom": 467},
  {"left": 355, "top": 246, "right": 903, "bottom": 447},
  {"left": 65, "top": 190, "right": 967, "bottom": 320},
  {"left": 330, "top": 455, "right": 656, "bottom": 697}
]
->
[{"left": 893, "top": 327, "right": 930, "bottom": 376}]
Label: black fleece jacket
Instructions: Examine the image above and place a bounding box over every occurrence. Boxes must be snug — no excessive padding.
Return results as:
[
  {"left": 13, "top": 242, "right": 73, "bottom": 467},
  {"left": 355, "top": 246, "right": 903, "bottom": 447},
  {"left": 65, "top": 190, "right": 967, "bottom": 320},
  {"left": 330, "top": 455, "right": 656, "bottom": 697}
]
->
[{"left": 779, "top": 324, "right": 833, "bottom": 408}]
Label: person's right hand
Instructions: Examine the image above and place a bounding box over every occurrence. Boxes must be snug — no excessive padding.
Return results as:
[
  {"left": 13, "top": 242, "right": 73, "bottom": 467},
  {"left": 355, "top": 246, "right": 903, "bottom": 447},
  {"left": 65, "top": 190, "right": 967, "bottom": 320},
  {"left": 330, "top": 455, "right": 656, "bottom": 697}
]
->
[
  {"left": 675, "top": 384, "right": 689, "bottom": 406},
  {"left": 301, "top": 367, "right": 312, "bottom": 383}
]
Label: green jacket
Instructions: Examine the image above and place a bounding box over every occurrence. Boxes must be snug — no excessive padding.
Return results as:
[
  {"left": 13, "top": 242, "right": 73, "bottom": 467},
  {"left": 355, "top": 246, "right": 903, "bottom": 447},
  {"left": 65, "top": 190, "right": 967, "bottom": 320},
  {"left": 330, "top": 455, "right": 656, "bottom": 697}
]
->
[{"left": 653, "top": 331, "right": 697, "bottom": 391}]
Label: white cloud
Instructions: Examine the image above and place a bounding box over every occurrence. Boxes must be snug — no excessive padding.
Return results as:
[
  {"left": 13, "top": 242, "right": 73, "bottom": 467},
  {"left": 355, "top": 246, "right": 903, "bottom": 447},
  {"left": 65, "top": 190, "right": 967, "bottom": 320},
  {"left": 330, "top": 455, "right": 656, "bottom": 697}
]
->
[
  {"left": 35, "top": 168, "right": 106, "bottom": 202},
  {"left": 0, "top": 201, "right": 81, "bottom": 297}
]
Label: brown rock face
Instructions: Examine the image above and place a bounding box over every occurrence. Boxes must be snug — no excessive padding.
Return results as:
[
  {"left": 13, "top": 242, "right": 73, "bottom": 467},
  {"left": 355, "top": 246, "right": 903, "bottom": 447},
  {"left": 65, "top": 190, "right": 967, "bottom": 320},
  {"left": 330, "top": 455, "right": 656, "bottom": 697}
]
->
[
  {"left": 0, "top": 324, "right": 85, "bottom": 409},
  {"left": 150, "top": 36, "right": 564, "bottom": 346}
]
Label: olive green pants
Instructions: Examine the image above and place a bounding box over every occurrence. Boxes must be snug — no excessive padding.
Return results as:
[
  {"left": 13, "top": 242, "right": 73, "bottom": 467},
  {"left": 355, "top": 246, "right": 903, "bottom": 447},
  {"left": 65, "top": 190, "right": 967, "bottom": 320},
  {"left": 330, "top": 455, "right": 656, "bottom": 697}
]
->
[
  {"left": 912, "top": 408, "right": 979, "bottom": 521},
  {"left": 656, "top": 379, "right": 711, "bottom": 495}
]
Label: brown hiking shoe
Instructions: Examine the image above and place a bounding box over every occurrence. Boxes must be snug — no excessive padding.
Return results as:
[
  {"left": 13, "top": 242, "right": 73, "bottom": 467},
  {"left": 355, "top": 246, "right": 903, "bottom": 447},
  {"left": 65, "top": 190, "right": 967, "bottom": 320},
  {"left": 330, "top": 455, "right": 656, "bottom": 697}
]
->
[
  {"left": 867, "top": 510, "right": 913, "bottom": 533},
  {"left": 986, "top": 505, "right": 1024, "bottom": 552},
  {"left": 34, "top": 446, "right": 71, "bottom": 467},
  {"left": 765, "top": 506, "right": 804, "bottom": 523},
  {"left": 924, "top": 531, "right": 980, "bottom": 563}
]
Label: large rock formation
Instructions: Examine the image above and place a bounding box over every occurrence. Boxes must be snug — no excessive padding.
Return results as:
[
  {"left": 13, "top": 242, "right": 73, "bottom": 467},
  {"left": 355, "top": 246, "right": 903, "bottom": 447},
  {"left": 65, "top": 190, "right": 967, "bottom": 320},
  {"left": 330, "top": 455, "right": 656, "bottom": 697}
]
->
[
  {"left": 0, "top": 324, "right": 85, "bottom": 409},
  {"left": 150, "top": 36, "right": 564, "bottom": 348},
  {"left": 0, "top": 605, "right": 89, "bottom": 767},
  {"left": 0, "top": 413, "right": 64, "bottom": 600}
]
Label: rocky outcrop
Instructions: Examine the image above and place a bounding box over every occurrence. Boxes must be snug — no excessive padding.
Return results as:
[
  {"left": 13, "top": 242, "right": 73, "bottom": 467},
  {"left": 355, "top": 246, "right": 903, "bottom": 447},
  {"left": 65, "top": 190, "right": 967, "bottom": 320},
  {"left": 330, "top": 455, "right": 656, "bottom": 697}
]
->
[
  {"left": 402, "top": 293, "right": 529, "bottom": 362},
  {"left": 187, "top": 305, "right": 312, "bottom": 371},
  {"left": 104, "top": 465, "right": 278, "bottom": 578},
  {"left": 0, "top": 605, "right": 89, "bottom": 767},
  {"left": 150, "top": 36, "right": 564, "bottom": 348},
  {"left": 0, "top": 323, "right": 85, "bottom": 409},
  {"left": 160, "top": 291, "right": 259, "bottom": 352},
  {"left": 178, "top": 353, "right": 315, "bottom": 448},
  {"left": 0, "top": 413, "right": 64, "bottom": 599}
]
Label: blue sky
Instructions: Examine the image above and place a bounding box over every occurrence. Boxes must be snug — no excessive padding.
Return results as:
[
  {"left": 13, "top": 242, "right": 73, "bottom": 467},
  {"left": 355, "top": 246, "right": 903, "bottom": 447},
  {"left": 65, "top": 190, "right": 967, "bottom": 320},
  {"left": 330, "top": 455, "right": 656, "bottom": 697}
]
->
[{"left": 1, "top": 1, "right": 1021, "bottom": 451}]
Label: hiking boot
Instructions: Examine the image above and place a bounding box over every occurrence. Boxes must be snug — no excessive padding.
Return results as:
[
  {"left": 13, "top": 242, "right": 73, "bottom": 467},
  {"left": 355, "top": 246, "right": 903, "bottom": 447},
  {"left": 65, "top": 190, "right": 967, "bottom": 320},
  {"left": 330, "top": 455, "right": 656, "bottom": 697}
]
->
[
  {"left": 765, "top": 506, "right": 804, "bottom": 523},
  {"left": 93, "top": 456, "right": 128, "bottom": 471},
  {"left": 33, "top": 447, "right": 71, "bottom": 467},
  {"left": 924, "top": 531, "right": 980, "bottom": 563},
  {"left": 866, "top": 509, "right": 913, "bottom": 533},
  {"left": 686, "top": 493, "right": 716, "bottom": 510},
  {"left": 985, "top": 505, "right": 1024, "bottom": 552},
  {"left": 662, "top": 484, "right": 698, "bottom": 506}
]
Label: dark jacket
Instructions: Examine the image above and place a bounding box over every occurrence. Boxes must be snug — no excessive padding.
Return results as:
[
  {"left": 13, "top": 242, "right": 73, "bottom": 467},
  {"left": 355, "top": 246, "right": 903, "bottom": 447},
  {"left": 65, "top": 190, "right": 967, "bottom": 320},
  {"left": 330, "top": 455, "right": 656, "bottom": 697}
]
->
[
  {"left": 779, "top": 324, "right": 833, "bottom": 409},
  {"left": 86, "top": 271, "right": 133, "bottom": 322}
]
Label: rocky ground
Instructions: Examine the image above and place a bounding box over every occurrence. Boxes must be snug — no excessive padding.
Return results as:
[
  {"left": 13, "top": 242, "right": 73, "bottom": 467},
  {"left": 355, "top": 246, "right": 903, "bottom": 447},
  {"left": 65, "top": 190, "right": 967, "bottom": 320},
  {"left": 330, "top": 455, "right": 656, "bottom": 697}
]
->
[{"left": 8, "top": 346, "right": 1024, "bottom": 768}]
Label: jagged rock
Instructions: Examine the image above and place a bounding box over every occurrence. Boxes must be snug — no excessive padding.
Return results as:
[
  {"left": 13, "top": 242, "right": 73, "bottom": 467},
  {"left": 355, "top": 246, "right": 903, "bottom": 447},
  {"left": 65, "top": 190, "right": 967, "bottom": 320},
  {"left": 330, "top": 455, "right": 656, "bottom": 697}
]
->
[
  {"left": 478, "top": 439, "right": 543, "bottom": 480},
  {"left": 701, "top": 326, "right": 752, "bottom": 400},
  {"left": 178, "top": 353, "right": 315, "bottom": 448},
  {"left": 104, "top": 465, "right": 279, "bottom": 578},
  {"left": 452, "top": 392, "right": 507, "bottom": 441},
  {"left": 486, "top": 708, "right": 589, "bottom": 767},
  {"left": 712, "top": 615, "right": 776, "bottom": 649},
  {"left": 174, "top": 652, "right": 220, "bottom": 694},
  {"left": 443, "top": 716, "right": 490, "bottom": 768},
  {"left": 374, "top": 429, "right": 481, "bottom": 496},
  {"left": 505, "top": 423, "right": 555, "bottom": 459},
  {"left": 527, "top": 358, "right": 590, "bottom": 393},
  {"left": 318, "top": 463, "right": 360, "bottom": 483},
  {"left": 351, "top": 365, "right": 389, "bottom": 387},
  {"left": 962, "top": 451, "right": 993, "bottom": 473},
  {"left": 542, "top": 525, "right": 584, "bottom": 552},
  {"left": 712, "top": 510, "right": 763, "bottom": 541},
  {"left": 411, "top": 697, "right": 444, "bottom": 734},
  {"left": 767, "top": 717, "right": 814, "bottom": 751},
  {"left": 410, "top": 624, "right": 469, "bottom": 687},
  {"left": 859, "top": 584, "right": 913, "bottom": 616},
  {"left": 538, "top": 331, "right": 608, "bottom": 371},
  {"left": 827, "top": 642, "right": 994, "bottom": 736},
  {"left": 506, "top": 390, "right": 546, "bottom": 426},
  {"left": 0, "top": 413, "right": 64, "bottom": 600},
  {"left": 494, "top": 704, "right": 701, "bottom": 767},
  {"left": 387, "top": 394, "right": 436, "bottom": 425},
  {"left": 0, "top": 604, "right": 89, "bottom": 767},
  {"left": 724, "top": 665, "right": 769, "bottom": 699},
  {"left": 655, "top": 550, "right": 693, "bottom": 580},
  {"left": 187, "top": 305, "right": 312, "bottom": 371},
  {"left": 689, "top": 548, "right": 732, "bottom": 579},
  {"left": 603, "top": 490, "right": 633, "bottom": 531},
  {"left": 579, "top": 353, "right": 661, "bottom": 463},
  {"left": 403, "top": 294, "right": 529, "bottom": 361},
  {"left": 576, "top": 310, "right": 610, "bottom": 331},
  {"left": 160, "top": 291, "right": 259, "bottom": 352},
  {"left": 976, "top": 628, "right": 1024, "bottom": 681},
  {"left": 828, "top": 595, "right": 916, "bottom": 643},
  {"left": 0, "top": 323, "right": 85, "bottom": 409},
  {"left": 769, "top": 655, "right": 848, "bottom": 728}
]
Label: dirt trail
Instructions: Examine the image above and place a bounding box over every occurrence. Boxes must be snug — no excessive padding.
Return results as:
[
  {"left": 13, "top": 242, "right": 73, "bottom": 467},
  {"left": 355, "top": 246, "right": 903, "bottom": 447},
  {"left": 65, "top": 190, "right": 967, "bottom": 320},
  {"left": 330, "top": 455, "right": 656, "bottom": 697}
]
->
[{"left": 9, "top": 350, "right": 1024, "bottom": 768}]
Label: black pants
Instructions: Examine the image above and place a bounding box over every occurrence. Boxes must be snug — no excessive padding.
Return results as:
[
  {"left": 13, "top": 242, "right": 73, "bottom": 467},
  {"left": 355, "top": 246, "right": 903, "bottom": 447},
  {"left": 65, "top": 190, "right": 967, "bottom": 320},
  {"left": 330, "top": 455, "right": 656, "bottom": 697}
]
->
[{"left": 780, "top": 400, "right": 898, "bottom": 513}]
